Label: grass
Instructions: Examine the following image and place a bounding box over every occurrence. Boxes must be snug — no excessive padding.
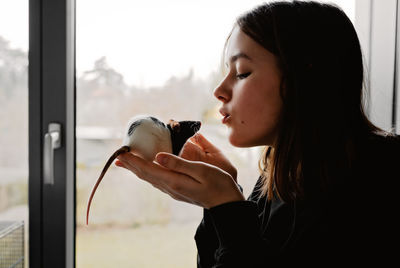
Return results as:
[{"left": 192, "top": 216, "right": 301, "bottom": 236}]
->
[{"left": 76, "top": 222, "right": 199, "bottom": 268}]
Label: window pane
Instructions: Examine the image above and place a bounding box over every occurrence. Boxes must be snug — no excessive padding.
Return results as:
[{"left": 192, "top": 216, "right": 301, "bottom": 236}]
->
[
  {"left": 0, "top": 0, "right": 29, "bottom": 267},
  {"left": 76, "top": 1, "right": 355, "bottom": 267}
]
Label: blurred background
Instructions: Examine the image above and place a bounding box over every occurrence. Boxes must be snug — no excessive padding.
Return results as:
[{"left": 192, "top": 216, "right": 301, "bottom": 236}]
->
[{"left": 0, "top": 0, "right": 361, "bottom": 267}]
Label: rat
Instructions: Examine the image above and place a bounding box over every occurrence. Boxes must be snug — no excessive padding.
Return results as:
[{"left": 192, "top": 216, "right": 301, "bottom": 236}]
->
[{"left": 86, "top": 114, "right": 201, "bottom": 225}]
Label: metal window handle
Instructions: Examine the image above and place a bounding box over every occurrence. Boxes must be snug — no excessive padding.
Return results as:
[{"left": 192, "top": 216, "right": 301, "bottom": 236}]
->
[{"left": 44, "top": 123, "right": 62, "bottom": 185}]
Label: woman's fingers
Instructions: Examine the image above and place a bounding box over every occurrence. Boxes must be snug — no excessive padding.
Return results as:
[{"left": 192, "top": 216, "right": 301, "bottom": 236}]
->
[
  {"left": 155, "top": 152, "right": 210, "bottom": 182},
  {"left": 118, "top": 152, "right": 170, "bottom": 183},
  {"left": 115, "top": 160, "right": 126, "bottom": 168},
  {"left": 190, "top": 133, "right": 221, "bottom": 154},
  {"left": 117, "top": 152, "right": 201, "bottom": 200},
  {"left": 117, "top": 157, "right": 196, "bottom": 204},
  {"left": 150, "top": 181, "right": 196, "bottom": 204},
  {"left": 178, "top": 140, "right": 204, "bottom": 161},
  {"left": 117, "top": 151, "right": 244, "bottom": 209}
]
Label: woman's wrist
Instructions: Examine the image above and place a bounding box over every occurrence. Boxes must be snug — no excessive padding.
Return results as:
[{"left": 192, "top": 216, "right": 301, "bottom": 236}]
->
[{"left": 206, "top": 191, "right": 245, "bottom": 209}]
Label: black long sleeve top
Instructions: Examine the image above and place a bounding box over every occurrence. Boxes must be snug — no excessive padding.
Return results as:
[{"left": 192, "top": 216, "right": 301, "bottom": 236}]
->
[{"left": 195, "top": 134, "right": 400, "bottom": 267}]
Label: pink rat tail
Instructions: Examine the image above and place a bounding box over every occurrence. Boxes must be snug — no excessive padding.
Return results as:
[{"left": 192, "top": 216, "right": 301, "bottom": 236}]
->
[{"left": 86, "top": 146, "right": 130, "bottom": 225}]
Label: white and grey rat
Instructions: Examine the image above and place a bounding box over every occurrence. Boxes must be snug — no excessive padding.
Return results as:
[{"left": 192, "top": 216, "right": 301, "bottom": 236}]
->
[{"left": 86, "top": 114, "right": 201, "bottom": 225}]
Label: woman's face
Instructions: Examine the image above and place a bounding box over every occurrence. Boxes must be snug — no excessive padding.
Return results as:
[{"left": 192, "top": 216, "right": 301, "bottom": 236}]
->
[{"left": 214, "top": 26, "right": 283, "bottom": 147}]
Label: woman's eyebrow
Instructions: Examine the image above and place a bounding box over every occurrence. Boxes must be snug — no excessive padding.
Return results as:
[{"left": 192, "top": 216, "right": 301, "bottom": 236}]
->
[{"left": 226, "top": 52, "right": 252, "bottom": 67}]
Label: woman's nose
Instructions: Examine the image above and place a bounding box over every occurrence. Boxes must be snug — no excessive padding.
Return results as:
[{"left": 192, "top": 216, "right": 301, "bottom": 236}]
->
[{"left": 213, "top": 80, "right": 230, "bottom": 103}]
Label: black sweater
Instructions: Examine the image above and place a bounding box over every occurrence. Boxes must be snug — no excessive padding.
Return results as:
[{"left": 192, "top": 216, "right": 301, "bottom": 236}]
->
[{"left": 195, "top": 134, "right": 400, "bottom": 267}]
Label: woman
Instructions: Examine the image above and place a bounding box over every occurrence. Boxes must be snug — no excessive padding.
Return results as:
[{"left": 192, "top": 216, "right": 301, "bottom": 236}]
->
[{"left": 116, "top": 1, "right": 399, "bottom": 266}]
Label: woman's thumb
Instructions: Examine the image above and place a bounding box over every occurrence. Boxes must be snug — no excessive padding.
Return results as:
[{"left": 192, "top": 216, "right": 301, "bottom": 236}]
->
[
  {"left": 177, "top": 139, "right": 201, "bottom": 160},
  {"left": 155, "top": 152, "right": 201, "bottom": 178}
]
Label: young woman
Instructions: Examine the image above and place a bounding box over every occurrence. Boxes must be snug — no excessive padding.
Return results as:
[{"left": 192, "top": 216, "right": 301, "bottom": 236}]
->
[{"left": 116, "top": 1, "right": 400, "bottom": 266}]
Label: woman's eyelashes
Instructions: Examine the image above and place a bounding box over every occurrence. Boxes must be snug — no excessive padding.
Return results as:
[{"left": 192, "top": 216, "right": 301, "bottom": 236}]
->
[{"left": 236, "top": 72, "right": 251, "bottom": 80}]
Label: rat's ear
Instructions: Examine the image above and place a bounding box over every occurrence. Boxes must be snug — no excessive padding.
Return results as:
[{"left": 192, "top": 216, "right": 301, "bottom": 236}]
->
[{"left": 168, "top": 119, "right": 181, "bottom": 132}]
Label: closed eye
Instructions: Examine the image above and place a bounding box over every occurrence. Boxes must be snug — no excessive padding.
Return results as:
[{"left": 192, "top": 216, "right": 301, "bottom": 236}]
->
[{"left": 236, "top": 72, "right": 251, "bottom": 80}]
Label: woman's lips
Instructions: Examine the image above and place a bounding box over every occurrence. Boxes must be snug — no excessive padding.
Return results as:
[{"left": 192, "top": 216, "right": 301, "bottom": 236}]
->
[
  {"left": 222, "top": 115, "right": 231, "bottom": 124},
  {"left": 219, "top": 108, "right": 231, "bottom": 124}
]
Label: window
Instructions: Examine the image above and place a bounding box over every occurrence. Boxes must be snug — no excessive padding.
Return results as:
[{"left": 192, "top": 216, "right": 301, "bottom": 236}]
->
[
  {"left": 75, "top": 1, "right": 356, "bottom": 267},
  {"left": 0, "top": 1, "right": 29, "bottom": 267}
]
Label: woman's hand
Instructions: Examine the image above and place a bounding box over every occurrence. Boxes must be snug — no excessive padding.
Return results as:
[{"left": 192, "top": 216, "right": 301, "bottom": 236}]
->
[
  {"left": 179, "top": 133, "right": 238, "bottom": 182},
  {"left": 115, "top": 134, "right": 244, "bottom": 209}
]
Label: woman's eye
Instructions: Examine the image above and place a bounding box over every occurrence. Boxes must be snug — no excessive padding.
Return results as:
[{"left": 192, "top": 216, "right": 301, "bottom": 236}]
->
[{"left": 236, "top": 72, "right": 251, "bottom": 80}]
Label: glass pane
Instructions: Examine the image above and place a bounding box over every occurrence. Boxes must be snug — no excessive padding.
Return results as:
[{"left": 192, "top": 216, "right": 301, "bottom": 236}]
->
[
  {"left": 76, "top": 1, "right": 355, "bottom": 267},
  {"left": 0, "top": 0, "right": 29, "bottom": 267}
]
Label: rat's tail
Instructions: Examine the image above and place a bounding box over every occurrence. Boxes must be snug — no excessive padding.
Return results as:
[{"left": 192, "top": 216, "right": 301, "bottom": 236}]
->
[{"left": 86, "top": 146, "right": 130, "bottom": 225}]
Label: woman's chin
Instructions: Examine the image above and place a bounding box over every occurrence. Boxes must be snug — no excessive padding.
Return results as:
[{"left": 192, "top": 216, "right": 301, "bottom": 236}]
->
[
  {"left": 228, "top": 134, "right": 252, "bottom": 148},
  {"left": 228, "top": 132, "right": 269, "bottom": 148}
]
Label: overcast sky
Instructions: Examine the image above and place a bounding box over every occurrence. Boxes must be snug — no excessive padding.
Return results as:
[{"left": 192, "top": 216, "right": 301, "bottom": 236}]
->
[{"left": 0, "top": 0, "right": 354, "bottom": 87}]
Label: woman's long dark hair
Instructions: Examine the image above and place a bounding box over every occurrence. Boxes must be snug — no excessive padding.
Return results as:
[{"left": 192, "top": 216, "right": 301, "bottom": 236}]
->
[{"left": 233, "top": 1, "right": 391, "bottom": 202}]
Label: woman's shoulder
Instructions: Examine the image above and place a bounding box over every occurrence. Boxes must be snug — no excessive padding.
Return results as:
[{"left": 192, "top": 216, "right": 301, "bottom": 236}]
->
[
  {"left": 354, "top": 132, "right": 399, "bottom": 179},
  {"left": 369, "top": 131, "right": 400, "bottom": 142},
  {"left": 352, "top": 133, "right": 399, "bottom": 233},
  {"left": 357, "top": 132, "right": 400, "bottom": 155}
]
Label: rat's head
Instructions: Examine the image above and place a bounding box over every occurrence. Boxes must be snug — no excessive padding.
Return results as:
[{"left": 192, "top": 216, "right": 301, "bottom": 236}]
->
[{"left": 167, "top": 119, "right": 201, "bottom": 155}]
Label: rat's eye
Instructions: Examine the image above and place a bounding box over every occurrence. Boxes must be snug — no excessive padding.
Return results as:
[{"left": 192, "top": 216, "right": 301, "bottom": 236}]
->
[{"left": 236, "top": 72, "right": 251, "bottom": 80}]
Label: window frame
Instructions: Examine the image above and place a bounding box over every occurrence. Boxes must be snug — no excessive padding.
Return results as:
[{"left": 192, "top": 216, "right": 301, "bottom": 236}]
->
[
  {"left": 355, "top": 0, "right": 399, "bottom": 133},
  {"left": 29, "top": 0, "right": 76, "bottom": 267}
]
